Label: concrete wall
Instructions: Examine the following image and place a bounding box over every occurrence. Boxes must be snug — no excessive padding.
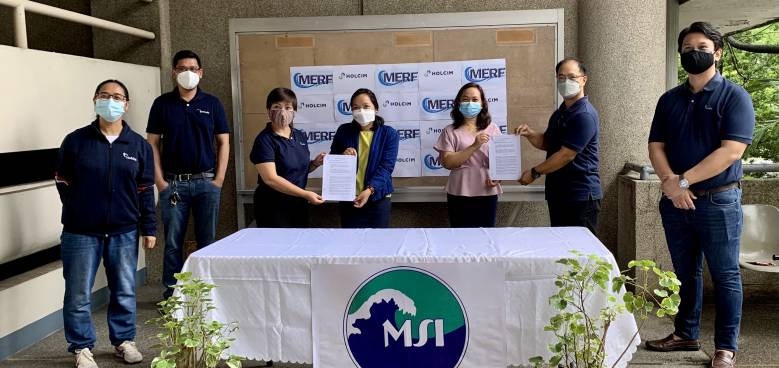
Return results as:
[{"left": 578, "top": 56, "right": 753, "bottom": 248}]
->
[
  {"left": 618, "top": 174, "right": 779, "bottom": 302},
  {"left": 0, "top": 0, "right": 93, "bottom": 57}
]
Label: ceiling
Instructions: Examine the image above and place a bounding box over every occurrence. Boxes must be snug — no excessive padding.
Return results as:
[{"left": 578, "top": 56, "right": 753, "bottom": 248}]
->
[{"left": 680, "top": 0, "right": 779, "bottom": 34}]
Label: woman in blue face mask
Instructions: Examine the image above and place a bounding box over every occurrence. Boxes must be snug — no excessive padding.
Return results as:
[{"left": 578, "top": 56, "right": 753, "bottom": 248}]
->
[
  {"left": 54, "top": 80, "right": 157, "bottom": 367},
  {"left": 434, "top": 82, "right": 503, "bottom": 227}
]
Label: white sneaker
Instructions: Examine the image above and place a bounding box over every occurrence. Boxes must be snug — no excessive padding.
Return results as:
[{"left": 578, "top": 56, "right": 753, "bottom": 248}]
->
[
  {"left": 74, "top": 348, "right": 98, "bottom": 368},
  {"left": 115, "top": 341, "right": 143, "bottom": 364}
]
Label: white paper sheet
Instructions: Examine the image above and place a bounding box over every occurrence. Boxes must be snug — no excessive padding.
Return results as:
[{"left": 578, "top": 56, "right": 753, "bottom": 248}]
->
[
  {"left": 333, "top": 64, "right": 375, "bottom": 93},
  {"left": 419, "top": 61, "right": 462, "bottom": 92},
  {"left": 296, "top": 123, "right": 338, "bottom": 178},
  {"left": 295, "top": 94, "right": 335, "bottom": 124},
  {"left": 322, "top": 154, "right": 357, "bottom": 201},
  {"left": 387, "top": 121, "right": 421, "bottom": 177},
  {"left": 488, "top": 134, "right": 521, "bottom": 180},
  {"left": 460, "top": 58, "right": 506, "bottom": 91},
  {"left": 378, "top": 92, "right": 420, "bottom": 122},
  {"left": 420, "top": 120, "right": 452, "bottom": 176},
  {"left": 333, "top": 94, "right": 354, "bottom": 123},
  {"left": 291, "top": 66, "right": 334, "bottom": 95}
]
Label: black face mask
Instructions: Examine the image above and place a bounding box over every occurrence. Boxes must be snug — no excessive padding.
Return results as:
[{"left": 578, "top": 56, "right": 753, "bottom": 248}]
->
[{"left": 680, "top": 50, "right": 715, "bottom": 75}]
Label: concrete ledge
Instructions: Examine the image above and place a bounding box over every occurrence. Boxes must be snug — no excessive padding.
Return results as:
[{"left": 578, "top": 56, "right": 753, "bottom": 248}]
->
[{"left": 618, "top": 174, "right": 779, "bottom": 302}]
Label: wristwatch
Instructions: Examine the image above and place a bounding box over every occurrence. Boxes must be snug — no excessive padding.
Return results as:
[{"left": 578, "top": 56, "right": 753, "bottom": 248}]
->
[
  {"left": 531, "top": 167, "right": 542, "bottom": 180},
  {"left": 679, "top": 175, "right": 690, "bottom": 190},
  {"left": 366, "top": 185, "right": 376, "bottom": 195}
]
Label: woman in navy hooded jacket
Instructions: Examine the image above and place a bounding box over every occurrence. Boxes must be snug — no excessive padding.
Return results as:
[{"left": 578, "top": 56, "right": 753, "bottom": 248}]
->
[
  {"left": 330, "top": 88, "right": 399, "bottom": 228},
  {"left": 54, "top": 80, "right": 156, "bottom": 366}
]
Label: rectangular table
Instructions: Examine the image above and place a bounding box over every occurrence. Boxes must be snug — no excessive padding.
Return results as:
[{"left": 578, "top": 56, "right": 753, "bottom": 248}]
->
[{"left": 181, "top": 227, "right": 640, "bottom": 366}]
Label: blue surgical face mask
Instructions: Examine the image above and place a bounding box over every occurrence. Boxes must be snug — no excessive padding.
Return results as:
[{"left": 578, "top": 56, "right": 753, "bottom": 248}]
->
[
  {"left": 94, "top": 98, "right": 125, "bottom": 123},
  {"left": 459, "top": 101, "right": 482, "bottom": 118}
]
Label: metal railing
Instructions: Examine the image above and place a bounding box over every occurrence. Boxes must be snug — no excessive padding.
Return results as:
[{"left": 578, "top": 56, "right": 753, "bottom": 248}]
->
[
  {"left": 623, "top": 162, "right": 779, "bottom": 180},
  {"left": 0, "top": 0, "right": 155, "bottom": 49}
]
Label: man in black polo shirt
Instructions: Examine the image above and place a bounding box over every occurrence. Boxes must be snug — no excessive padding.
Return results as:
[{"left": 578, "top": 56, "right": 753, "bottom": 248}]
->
[
  {"left": 516, "top": 57, "right": 602, "bottom": 235},
  {"left": 147, "top": 50, "right": 230, "bottom": 299},
  {"left": 645, "top": 22, "right": 754, "bottom": 368}
]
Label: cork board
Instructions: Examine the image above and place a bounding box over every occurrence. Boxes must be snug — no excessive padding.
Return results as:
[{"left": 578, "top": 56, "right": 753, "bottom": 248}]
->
[{"left": 237, "top": 26, "right": 557, "bottom": 190}]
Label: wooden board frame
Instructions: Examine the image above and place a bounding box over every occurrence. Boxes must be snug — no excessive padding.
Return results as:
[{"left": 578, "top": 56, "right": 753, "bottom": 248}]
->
[{"left": 229, "top": 10, "right": 565, "bottom": 228}]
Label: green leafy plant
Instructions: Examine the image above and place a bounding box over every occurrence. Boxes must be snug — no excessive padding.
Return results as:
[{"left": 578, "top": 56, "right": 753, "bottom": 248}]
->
[
  {"left": 529, "top": 251, "right": 681, "bottom": 368},
  {"left": 149, "top": 272, "right": 242, "bottom": 368}
]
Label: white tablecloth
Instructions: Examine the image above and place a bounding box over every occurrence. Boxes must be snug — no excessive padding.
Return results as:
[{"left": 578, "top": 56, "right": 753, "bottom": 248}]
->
[{"left": 181, "top": 227, "right": 639, "bottom": 366}]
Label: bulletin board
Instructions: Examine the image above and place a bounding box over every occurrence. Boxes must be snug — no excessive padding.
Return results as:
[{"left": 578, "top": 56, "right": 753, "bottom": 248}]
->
[{"left": 229, "top": 10, "right": 564, "bottom": 225}]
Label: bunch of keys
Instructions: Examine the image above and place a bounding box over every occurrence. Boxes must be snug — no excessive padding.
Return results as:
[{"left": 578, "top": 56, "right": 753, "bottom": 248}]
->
[{"left": 169, "top": 190, "right": 181, "bottom": 207}]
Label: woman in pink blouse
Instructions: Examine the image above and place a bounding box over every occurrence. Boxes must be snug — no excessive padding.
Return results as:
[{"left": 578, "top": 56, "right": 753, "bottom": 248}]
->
[{"left": 434, "top": 82, "right": 503, "bottom": 227}]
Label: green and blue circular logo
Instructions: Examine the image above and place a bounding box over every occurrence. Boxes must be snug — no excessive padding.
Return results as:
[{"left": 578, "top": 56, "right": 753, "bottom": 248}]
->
[{"left": 343, "top": 267, "right": 468, "bottom": 368}]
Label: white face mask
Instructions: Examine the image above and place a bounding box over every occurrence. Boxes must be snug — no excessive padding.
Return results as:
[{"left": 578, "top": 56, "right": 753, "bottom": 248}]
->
[
  {"left": 176, "top": 70, "right": 200, "bottom": 90},
  {"left": 557, "top": 78, "right": 581, "bottom": 99},
  {"left": 353, "top": 109, "right": 375, "bottom": 126}
]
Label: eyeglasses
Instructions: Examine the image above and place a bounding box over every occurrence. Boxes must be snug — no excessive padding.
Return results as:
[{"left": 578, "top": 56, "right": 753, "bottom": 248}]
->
[
  {"left": 174, "top": 66, "right": 200, "bottom": 73},
  {"left": 555, "top": 74, "right": 585, "bottom": 82},
  {"left": 95, "top": 92, "right": 127, "bottom": 102}
]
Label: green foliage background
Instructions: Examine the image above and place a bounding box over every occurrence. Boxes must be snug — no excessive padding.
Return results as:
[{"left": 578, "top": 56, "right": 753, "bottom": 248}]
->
[{"left": 677, "top": 23, "right": 779, "bottom": 162}]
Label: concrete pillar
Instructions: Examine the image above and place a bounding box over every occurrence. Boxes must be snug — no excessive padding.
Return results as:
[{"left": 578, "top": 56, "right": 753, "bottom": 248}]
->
[
  {"left": 666, "top": 0, "right": 680, "bottom": 89},
  {"left": 578, "top": 0, "right": 667, "bottom": 258}
]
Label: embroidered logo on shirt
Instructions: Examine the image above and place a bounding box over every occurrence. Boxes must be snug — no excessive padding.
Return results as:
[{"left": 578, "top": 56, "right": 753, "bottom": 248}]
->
[
  {"left": 123, "top": 152, "right": 138, "bottom": 162},
  {"left": 197, "top": 109, "right": 211, "bottom": 115},
  {"left": 704, "top": 105, "right": 713, "bottom": 110}
]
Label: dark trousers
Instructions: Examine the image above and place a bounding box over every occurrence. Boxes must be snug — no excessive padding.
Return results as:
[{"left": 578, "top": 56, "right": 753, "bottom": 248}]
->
[
  {"left": 339, "top": 197, "right": 392, "bottom": 228},
  {"left": 254, "top": 190, "right": 309, "bottom": 228},
  {"left": 547, "top": 198, "right": 601, "bottom": 235},
  {"left": 659, "top": 188, "right": 743, "bottom": 351},
  {"left": 446, "top": 194, "right": 498, "bottom": 228}
]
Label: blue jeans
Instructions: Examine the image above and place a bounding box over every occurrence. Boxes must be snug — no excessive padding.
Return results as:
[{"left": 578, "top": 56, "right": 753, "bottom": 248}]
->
[
  {"left": 658, "top": 187, "right": 743, "bottom": 351},
  {"left": 61, "top": 230, "right": 138, "bottom": 352},
  {"left": 159, "top": 178, "right": 220, "bottom": 298}
]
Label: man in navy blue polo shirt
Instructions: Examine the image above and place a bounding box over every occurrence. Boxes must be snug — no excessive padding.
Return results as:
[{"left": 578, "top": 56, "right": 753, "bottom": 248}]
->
[
  {"left": 146, "top": 50, "right": 230, "bottom": 299},
  {"left": 516, "top": 57, "right": 602, "bottom": 235},
  {"left": 645, "top": 22, "right": 754, "bottom": 368}
]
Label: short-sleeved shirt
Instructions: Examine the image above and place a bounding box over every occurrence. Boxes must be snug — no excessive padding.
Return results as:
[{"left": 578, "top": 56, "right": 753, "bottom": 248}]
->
[
  {"left": 543, "top": 96, "right": 602, "bottom": 201},
  {"left": 146, "top": 88, "right": 230, "bottom": 174},
  {"left": 250, "top": 124, "right": 311, "bottom": 199},
  {"left": 434, "top": 123, "right": 503, "bottom": 197},
  {"left": 649, "top": 73, "right": 755, "bottom": 190}
]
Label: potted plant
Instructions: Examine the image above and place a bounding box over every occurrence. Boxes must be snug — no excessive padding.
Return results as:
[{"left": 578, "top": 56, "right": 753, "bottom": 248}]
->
[
  {"left": 149, "top": 272, "right": 243, "bottom": 368},
  {"left": 530, "top": 251, "right": 681, "bottom": 368}
]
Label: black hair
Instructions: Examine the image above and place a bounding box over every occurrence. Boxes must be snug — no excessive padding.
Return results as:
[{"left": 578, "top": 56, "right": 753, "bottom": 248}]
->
[
  {"left": 451, "top": 82, "right": 491, "bottom": 131},
  {"left": 349, "top": 88, "right": 385, "bottom": 131},
  {"left": 172, "top": 49, "right": 202, "bottom": 68},
  {"left": 678, "top": 21, "right": 723, "bottom": 53},
  {"left": 266, "top": 87, "right": 298, "bottom": 111},
  {"left": 555, "top": 57, "right": 587, "bottom": 75},
  {"left": 94, "top": 79, "right": 130, "bottom": 101}
]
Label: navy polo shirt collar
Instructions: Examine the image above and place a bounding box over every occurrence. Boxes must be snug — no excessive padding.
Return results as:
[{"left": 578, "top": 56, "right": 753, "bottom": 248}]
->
[
  {"left": 558, "top": 95, "right": 589, "bottom": 115},
  {"left": 264, "top": 122, "right": 300, "bottom": 141},
  {"left": 90, "top": 119, "right": 131, "bottom": 143},
  {"left": 171, "top": 87, "right": 205, "bottom": 103},
  {"left": 683, "top": 72, "right": 724, "bottom": 95}
]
